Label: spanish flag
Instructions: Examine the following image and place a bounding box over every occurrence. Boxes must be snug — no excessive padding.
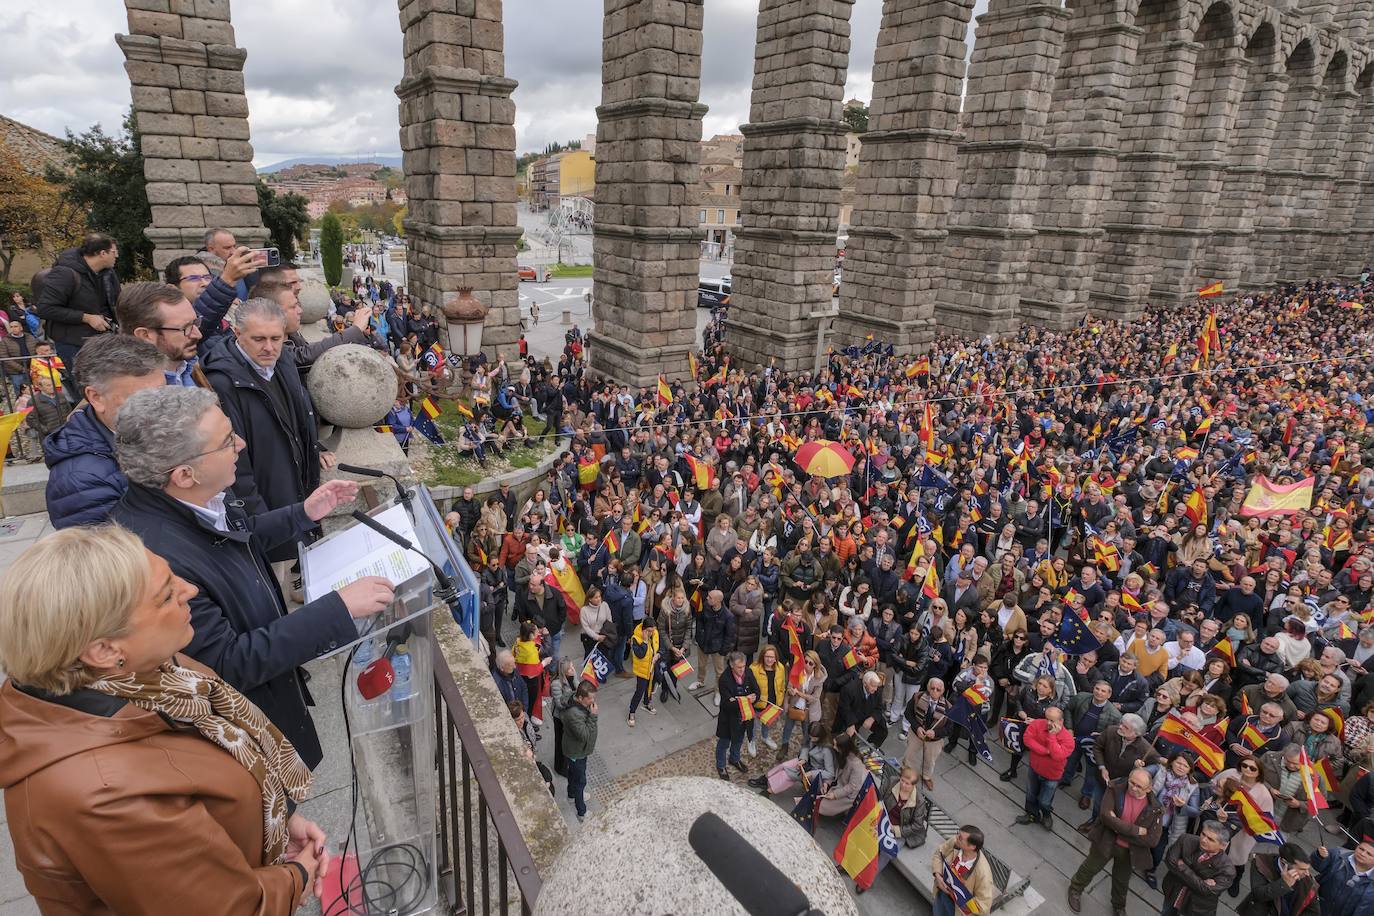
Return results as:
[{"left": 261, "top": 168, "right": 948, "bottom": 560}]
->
[
  {"left": 1239, "top": 720, "right": 1268, "bottom": 751},
  {"left": 687, "top": 351, "right": 699, "bottom": 380},
  {"left": 1198, "top": 281, "right": 1224, "bottom": 298},
  {"left": 1163, "top": 342, "right": 1178, "bottom": 364},
  {"left": 1297, "top": 749, "right": 1329, "bottom": 816},
  {"left": 455, "top": 402, "right": 474, "bottom": 419},
  {"left": 758, "top": 703, "right": 782, "bottom": 726},
  {"left": 839, "top": 644, "right": 859, "bottom": 670},
  {"left": 1228, "top": 785, "right": 1284, "bottom": 844},
  {"left": 420, "top": 397, "right": 441, "bottom": 419},
  {"left": 833, "top": 774, "right": 897, "bottom": 891},
  {"left": 1156, "top": 711, "right": 1224, "bottom": 776},
  {"left": 1323, "top": 706, "right": 1346, "bottom": 739},
  {"left": 736, "top": 696, "right": 754, "bottom": 722},
  {"left": 1183, "top": 487, "right": 1208, "bottom": 527},
  {"left": 921, "top": 563, "right": 940, "bottom": 600},
  {"left": 657, "top": 375, "right": 673, "bottom": 406},
  {"left": 670, "top": 658, "right": 693, "bottom": 680},
  {"left": 603, "top": 530, "right": 621, "bottom": 557},
  {"left": 903, "top": 537, "right": 926, "bottom": 581},
  {"left": 1193, "top": 415, "right": 1213, "bottom": 438},
  {"left": 685, "top": 453, "right": 714, "bottom": 491},
  {"left": 961, "top": 683, "right": 991, "bottom": 706},
  {"left": 906, "top": 355, "right": 930, "bottom": 380},
  {"left": 1209, "top": 637, "right": 1236, "bottom": 667},
  {"left": 577, "top": 457, "right": 600, "bottom": 488},
  {"left": 918, "top": 401, "right": 936, "bottom": 449},
  {"left": 545, "top": 561, "right": 586, "bottom": 622},
  {"left": 1121, "top": 591, "right": 1144, "bottom": 612},
  {"left": 785, "top": 623, "right": 806, "bottom": 688},
  {"left": 1239, "top": 475, "right": 1314, "bottom": 518}
]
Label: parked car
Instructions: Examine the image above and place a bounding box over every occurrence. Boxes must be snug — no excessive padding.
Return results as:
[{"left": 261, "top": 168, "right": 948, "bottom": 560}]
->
[{"left": 518, "top": 266, "right": 537, "bottom": 282}]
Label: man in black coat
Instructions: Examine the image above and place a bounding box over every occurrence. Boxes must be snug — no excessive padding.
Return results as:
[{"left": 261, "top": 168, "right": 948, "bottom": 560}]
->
[
  {"left": 201, "top": 298, "right": 328, "bottom": 562},
  {"left": 33, "top": 234, "right": 121, "bottom": 389},
  {"left": 833, "top": 669, "right": 889, "bottom": 747},
  {"left": 715, "top": 651, "right": 760, "bottom": 780},
  {"left": 110, "top": 386, "right": 395, "bottom": 768},
  {"left": 1161, "top": 823, "right": 1235, "bottom": 916},
  {"left": 815, "top": 624, "right": 861, "bottom": 724},
  {"left": 517, "top": 577, "right": 567, "bottom": 658}
]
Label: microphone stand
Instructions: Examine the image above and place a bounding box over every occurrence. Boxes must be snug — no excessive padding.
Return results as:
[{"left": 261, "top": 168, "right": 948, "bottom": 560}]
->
[{"left": 337, "top": 462, "right": 414, "bottom": 514}]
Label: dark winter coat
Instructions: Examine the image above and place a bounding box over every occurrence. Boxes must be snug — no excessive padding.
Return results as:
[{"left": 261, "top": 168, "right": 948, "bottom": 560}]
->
[
  {"left": 33, "top": 248, "right": 119, "bottom": 347},
  {"left": 43, "top": 405, "right": 126, "bottom": 529},
  {"left": 201, "top": 337, "right": 321, "bottom": 543},
  {"left": 110, "top": 483, "right": 356, "bottom": 770},
  {"left": 695, "top": 604, "right": 737, "bottom": 655},
  {"left": 715, "top": 667, "right": 761, "bottom": 741},
  {"left": 1084, "top": 780, "right": 1163, "bottom": 871},
  {"left": 1162, "top": 833, "right": 1236, "bottom": 916}
]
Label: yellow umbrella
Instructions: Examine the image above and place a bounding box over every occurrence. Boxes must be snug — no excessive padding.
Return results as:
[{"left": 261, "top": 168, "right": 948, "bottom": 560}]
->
[{"left": 794, "top": 440, "right": 855, "bottom": 478}]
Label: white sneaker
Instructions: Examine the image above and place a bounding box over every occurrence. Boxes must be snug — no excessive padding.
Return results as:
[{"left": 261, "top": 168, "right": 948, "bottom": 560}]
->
[
  {"left": 691, "top": 681, "right": 705, "bottom": 691},
  {"left": 764, "top": 737, "right": 778, "bottom": 750},
  {"left": 747, "top": 740, "right": 757, "bottom": 758}
]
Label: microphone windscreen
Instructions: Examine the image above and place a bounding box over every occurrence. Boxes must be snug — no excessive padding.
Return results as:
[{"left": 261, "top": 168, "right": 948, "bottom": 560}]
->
[
  {"left": 357, "top": 657, "right": 395, "bottom": 700},
  {"left": 687, "top": 811, "right": 813, "bottom": 916}
]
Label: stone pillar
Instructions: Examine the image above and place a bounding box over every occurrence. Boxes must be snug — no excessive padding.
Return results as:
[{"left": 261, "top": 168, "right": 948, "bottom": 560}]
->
[
  {"left": 834, "top": 0, "right": 975, "bottom": 353},
  {"left": 727, "top": 0, "right": 853, "bottom": 372},
  {"left": 395, "top": 0, "right": 522, "bottom": 359},
  {"left": 1021, "top": 8, "right": 1142, "bottom": 329},
  {"left": 1329, "top": 81, "right": 1374, "bottom": 275},
  {"left": 1150, "top": 42, "right": 1246, "bottom": 304},
  {"left": 933, "top": 0, "right": 1068, "bottom": 336},
  {"left": 1350, "top": 1, "right": 1374, "bottom": 46},
  {"left": 117, "top": 0, "right": 267, "bottom": 271},
  {"left": 1249, "top": 49, "right": 1321, "bottom": 288},
  {"left": 1286, "top": 83, "right": 1356, "bottom": 280},
  {"left": 1092, "top": 29, "right": 1201, "bottom": 319},
  {"left": 1195, "top": 39, "right": 1285, "bottom": 292},
  {"left": 589, "top": 0, "right": 706, "bottom": 387}
]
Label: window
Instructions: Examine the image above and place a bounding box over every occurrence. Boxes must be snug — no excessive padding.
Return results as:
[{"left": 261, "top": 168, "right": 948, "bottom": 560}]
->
[
  {"left": 699, "top": 209, "right": 706, "bottom": 223},
  {"left": 717, "top": 209, "right": 725, "bottom": 224}
]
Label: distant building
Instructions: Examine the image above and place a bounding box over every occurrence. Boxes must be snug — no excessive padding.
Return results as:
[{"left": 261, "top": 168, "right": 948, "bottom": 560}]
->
[{"left": 0, "top": 114, "right": 72, "bottom": 283}]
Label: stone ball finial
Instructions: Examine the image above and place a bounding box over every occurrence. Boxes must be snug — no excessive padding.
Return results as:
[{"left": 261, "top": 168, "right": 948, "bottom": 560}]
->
[
  {"left": 305, "top": 344, "right": 397, "bottom": 429},
  {"left": 534, "top": 777, "right": 857, "bottom": 916},
  {"left": 298, "top": 279, "right": 333, "bottom": 324}
]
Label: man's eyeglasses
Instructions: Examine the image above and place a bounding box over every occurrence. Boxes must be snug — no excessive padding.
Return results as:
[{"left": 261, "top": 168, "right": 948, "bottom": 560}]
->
[
  {"left": 154, "top": 322, "right": 201, "bottom": 337},
  {"left": 163, "top": 434, "right": 237, "bottom": 473},
  {"left": 178, "top": 273, "right": 213, "bottom": 284}
]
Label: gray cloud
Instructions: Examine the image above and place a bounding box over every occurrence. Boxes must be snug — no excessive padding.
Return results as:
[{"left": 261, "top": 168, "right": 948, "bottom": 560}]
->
[{"left": 2, "top": 0, "right": 985, "bottom": 167}]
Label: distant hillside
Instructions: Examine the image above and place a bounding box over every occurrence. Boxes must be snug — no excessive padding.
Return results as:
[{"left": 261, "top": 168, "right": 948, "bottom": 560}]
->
[{"left": 258, "top": 155, "right": 403, "bottom": 174}]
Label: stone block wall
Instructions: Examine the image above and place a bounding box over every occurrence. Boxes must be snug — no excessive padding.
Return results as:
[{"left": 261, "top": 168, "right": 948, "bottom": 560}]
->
[
  {"left": 835, "top": 0, "right": 975, "bottom": 355},
  {"left": 396, "top": 0, "right": 521, "bottom": 359},
  {"left": 727, "top": 0, "right": 854, "bottom": 373},
  {"left": 589, "top": 0, "right": 706, "bottom": 387},
  {"left": 118, "top": 0, "right": 267, "bottom": 270},
  {"left": 933, "top": 0, "right": 1068, "bottom": 336}
]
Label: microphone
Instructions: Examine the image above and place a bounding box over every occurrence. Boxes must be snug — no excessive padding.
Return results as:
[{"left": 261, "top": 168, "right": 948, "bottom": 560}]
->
[
  {"left": 686, "top": 811, "right": 822, "bottom": 916},
  {"left": 350, "top": 510, "right": 454, "bottom": 594},
  {"left": 337, "top": 463, "right": 412, "bottom": 510}
]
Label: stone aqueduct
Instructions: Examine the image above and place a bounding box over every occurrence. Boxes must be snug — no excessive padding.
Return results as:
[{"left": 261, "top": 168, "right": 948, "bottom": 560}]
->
[{"left": 119, "top": 0, "right": 1374, "bottom": 384}]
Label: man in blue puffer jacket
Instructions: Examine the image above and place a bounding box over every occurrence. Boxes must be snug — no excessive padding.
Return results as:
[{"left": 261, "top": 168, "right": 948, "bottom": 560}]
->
[{"left": 43, "top": 335, "right": 164, "bottom": 528}]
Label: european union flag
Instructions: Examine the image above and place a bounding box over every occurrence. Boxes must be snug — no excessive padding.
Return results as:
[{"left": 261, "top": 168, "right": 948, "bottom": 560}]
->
[
  {"left": 945, "top": 695, "right": 994, "bottom": 766},
  {"left": 413, "top": 414, "right": 446, "bottom": 445},
  {"left": 916, "top": 465, "right": 953, "bottom": 493},
  {"left": 790, "top": 770, "right": 821, "bottom": 835},
  {"left": 1057, "top": 611, "right": 1103, "bottom": 657}
]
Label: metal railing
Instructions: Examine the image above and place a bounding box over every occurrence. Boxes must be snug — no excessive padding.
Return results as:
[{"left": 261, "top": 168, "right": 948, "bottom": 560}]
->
[{"left": 432, "top": 644, "right": 543, "bottom": 916}]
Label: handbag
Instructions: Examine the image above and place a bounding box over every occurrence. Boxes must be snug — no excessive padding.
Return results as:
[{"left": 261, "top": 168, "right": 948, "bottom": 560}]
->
[
  {"left": 787, "top": 705, "right": 808, "bottom": 722},
  {"left": 598, "top": 618, "right": 619, "bottom": 642}
]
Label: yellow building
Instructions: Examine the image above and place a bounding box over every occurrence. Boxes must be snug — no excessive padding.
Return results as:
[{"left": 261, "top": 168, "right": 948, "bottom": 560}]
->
[{"left": 552, "top": 149, "right": 594, "bottom": 198}]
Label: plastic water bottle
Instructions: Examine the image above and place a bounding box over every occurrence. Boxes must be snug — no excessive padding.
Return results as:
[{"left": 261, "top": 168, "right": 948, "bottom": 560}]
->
[
  {"left": 353, "top": 636, "right": 374, "bottom": 669},
  {"left": 390, "top": 644, "right": 412, "bottom": 710}
]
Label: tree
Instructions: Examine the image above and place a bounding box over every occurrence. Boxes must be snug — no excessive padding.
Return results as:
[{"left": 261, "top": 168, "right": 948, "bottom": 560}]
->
[
  {"left": 256, "top": 180, "right": 310, "bottom": 263},
  {"left": 320, "top": 211, "right": 343, "bottom": 287},
  {"left": 842, "top": 103, "right": 869, "bottom": 134},
  {"left": 392, "top": 206, "right": 406, "bottom": 238},
  {"left": 46, "top": 108, "right": 154, "bottom": 280},
  {"left": 0, "top": 147, "right": 84, "bottom": 284}
]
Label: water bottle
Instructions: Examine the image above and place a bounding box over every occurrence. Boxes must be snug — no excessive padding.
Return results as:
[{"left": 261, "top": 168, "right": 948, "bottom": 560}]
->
[
  {"left": 390, "top": 644, "right": 413, "bottom": 712},
  {"left": 352, "top": 635, "right": 374, "bottom": 669}
]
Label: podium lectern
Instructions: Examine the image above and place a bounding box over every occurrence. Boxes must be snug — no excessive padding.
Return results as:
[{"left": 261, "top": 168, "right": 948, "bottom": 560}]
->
[{"left": 301, "top": 484, "right": 477, "bottom": 916}]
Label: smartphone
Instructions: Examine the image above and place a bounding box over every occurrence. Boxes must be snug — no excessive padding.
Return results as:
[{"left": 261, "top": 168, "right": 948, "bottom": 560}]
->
[{"left": 248, "top": 247, "right": 281, "bottom": 268}]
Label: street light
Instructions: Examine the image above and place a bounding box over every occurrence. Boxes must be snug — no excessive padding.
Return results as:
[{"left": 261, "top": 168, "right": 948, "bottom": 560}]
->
[{"left": 442, "top": 287, "right": 487, "bottom": 356}]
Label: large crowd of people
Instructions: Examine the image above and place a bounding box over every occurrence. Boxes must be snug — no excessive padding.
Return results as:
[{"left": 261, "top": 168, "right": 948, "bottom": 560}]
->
[
  {"left": 2, "top": 224, "right": 1374, "bottom": 914},
  {"left": 467, "top": 275, "right": 1374, "bottom": 914}
]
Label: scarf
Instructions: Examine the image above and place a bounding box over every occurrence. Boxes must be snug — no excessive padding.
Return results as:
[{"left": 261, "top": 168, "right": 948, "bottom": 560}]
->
[{"left": 90, "top": 662, "right": 311, "bottom": 863}]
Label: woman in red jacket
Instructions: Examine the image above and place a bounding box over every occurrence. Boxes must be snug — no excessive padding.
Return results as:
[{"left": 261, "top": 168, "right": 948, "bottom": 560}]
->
[{"left": 1015, "top": 705, "right": 1075, "bottom": 830}]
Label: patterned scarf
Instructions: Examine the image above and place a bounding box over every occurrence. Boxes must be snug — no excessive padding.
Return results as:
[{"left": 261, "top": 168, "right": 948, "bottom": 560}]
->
[{"left": 89, "top": 662, "right": 312, "bottom": 863}]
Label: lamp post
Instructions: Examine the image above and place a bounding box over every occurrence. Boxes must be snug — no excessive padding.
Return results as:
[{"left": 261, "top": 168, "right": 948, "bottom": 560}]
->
[{"left": 442, "top": 287, "right": 488, "bottom": 359}]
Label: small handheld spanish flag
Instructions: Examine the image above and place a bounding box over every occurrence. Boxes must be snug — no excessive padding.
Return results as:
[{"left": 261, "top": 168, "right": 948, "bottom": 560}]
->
[
  {"left": 840, "top": 644, "right": 859, "bottom": 670},
  {"left": 657, "top": 375, "right": 673, "bottom": 406},
  {"left": 736, "top": 696, "right": 754, "bottom": 722},
  {"left": 670, "top": 658, "right": 693, "bottom": 680},
  {"left": 420, "top": 397, "right": 441, "bottom": 419},
  {"left": 758, "top": 703, "right": 782, "bottom": 726}
]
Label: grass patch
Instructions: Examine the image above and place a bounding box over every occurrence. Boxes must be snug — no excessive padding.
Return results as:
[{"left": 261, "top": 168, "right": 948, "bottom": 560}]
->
[
  {"left": 550, "top": 262, "right": 594, "bottom": 278},
  {"left": 414, "top": 395, "right": 559, "bottom": 489}
]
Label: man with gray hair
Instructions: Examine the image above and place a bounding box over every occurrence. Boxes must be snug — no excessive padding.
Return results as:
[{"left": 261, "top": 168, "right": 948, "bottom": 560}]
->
[
  {"left": 834, "top": 668, "right": 889, "bottom": 747},
  {"left": 249, "top": 264, "right": 372, "bottom": 370},
  {"left": 1160, "top": 820, "right": 1234, "bottom": 915},
  {"left": 43, "top": 333, "right": 165, "bottom": 528},
  {"left": 1080, "top": 712, "right": 1161, "bottom": 831},
  {"left": 715, "top": 650, "right": 760, "bottom": 780},
  {"left": 110, "top": 385, "right": 395, "bottom": 769},
  {"left": 201, "top": 298, "right": 328, "bottom": 562}
]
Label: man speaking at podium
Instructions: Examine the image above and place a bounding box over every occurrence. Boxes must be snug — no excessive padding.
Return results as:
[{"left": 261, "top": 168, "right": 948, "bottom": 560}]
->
[{"left": 109, "top": 386, "right": 395, "bottom": 769}]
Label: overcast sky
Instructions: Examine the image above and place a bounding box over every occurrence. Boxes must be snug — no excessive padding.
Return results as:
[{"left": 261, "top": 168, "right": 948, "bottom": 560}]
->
[{"left": 2, "top": 0, "right": 987, "bottom": 169}]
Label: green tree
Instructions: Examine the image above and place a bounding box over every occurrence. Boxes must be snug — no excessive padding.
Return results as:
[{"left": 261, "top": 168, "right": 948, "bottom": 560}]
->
[
  {"left": 842, "top": 103, "right": 869, "bottom": 134},
  {"left": 320, "top": 211, "right": 343, "bottom": 287},
  {"left": 256, "top": 180, "right": 310, "bottom": 263},
  {"left": 46, "top": 108, "right": 154, "bottom": 280}
]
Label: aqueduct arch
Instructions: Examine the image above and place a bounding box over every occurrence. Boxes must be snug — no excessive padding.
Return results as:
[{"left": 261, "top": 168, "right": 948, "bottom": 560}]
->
[{"left": 118, "top": 0, "right": 1374, "bottom": 377}]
